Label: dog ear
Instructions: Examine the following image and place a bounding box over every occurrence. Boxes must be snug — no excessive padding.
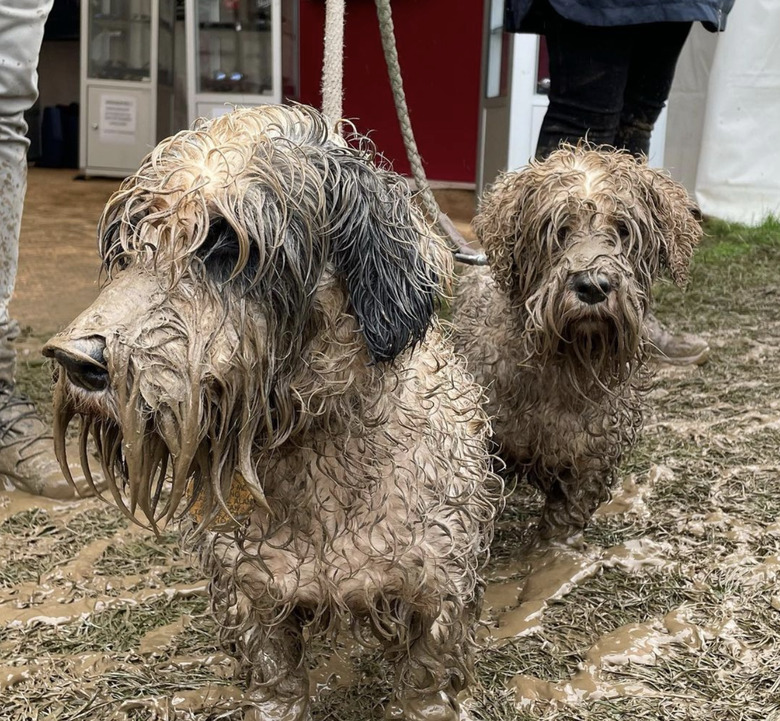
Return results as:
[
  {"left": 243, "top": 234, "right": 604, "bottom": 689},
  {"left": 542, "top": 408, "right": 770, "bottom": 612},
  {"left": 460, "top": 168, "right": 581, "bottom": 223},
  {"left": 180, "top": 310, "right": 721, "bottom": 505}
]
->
[
  {"left": 474, "top": 168, "right": 537, "bottom": 296},
  {"left": 638, "top": 167, "right": 703, "bottom": 287},
  {"left": 326, "top": 158, "right": 444, "bottom": 363}
]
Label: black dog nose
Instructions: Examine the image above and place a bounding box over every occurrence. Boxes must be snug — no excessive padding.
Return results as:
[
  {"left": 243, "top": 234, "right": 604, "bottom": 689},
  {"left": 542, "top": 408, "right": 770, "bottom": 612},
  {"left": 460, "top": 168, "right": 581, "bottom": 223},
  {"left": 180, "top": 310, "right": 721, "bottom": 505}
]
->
[
  {"left": 42, "top": 336, "right": 109, "bottom": 392},
  {"left": 572, "top": 273, "right": 612, "bottom": 305}
]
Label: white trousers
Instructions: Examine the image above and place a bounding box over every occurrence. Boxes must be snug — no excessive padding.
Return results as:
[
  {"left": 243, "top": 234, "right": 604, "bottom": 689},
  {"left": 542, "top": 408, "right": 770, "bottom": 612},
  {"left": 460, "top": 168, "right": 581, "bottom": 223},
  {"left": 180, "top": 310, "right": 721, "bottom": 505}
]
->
[{"left": 0, "top": 0, "right": 54, "bottom": 384}]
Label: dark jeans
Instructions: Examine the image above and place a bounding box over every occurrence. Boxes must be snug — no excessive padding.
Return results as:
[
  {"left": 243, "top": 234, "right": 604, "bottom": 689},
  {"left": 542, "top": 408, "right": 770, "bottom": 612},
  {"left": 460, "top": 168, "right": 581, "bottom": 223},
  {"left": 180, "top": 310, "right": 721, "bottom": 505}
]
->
[{"left": 536, "top": 11, "right": 692, "bottom": 159}]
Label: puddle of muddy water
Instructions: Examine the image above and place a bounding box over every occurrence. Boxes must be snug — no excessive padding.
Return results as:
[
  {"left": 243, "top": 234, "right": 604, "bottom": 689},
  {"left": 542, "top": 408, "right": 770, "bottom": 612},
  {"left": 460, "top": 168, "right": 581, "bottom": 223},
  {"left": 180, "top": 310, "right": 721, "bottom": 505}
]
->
[
  {"left": 0, "top": 465, "right": 683, "bottom": 716},
  {"left": 508, "top": 607, "right": 705, "bottom": 708},
  {"left": 2, "top": 444, "right": 779, "bottom": 720}
]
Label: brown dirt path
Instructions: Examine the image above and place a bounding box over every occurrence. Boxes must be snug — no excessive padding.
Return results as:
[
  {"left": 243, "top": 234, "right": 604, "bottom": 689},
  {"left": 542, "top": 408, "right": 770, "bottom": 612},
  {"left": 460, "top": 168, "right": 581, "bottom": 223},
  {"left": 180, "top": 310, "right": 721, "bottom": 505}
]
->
[{"left": 11, "top": 168, "right": 118, "bottom": 339}]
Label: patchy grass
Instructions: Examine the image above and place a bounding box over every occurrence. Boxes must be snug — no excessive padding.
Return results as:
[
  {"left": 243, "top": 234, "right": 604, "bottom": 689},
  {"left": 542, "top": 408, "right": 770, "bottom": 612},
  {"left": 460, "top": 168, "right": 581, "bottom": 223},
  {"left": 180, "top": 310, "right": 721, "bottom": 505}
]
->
[
  {"left": 94, "top": 530, "right": 191, "bottom": 577},
  {"left": 4, "top": 661, "right": 240, "bottom": 721},
  {"left": 0, "top": 505, "right": 127, "bottom": 587},
  {"left": 2, "top": 595, "right": 209, "bottom": 660},
  {"left": 3, "top": 217, "right": 780, "bottom": 720}
]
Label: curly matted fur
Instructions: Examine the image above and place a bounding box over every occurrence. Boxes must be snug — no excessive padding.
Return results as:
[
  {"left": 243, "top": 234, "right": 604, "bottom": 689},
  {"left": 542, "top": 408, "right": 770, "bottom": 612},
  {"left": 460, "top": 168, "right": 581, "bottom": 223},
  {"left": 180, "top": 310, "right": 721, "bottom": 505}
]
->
[
  {"left": 43, "top": 105, "right": 501, "bottom": 721},
  {"left": 452, "top": 144, "right": 701, "bottom": 542}
]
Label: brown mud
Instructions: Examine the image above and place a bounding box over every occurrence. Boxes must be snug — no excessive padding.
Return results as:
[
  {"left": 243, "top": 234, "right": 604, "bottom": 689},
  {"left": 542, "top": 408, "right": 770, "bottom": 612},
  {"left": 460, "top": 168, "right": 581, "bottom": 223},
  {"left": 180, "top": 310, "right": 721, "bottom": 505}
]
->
[{"left": 2, "top": 172, "right": 779, "bottom": 720}]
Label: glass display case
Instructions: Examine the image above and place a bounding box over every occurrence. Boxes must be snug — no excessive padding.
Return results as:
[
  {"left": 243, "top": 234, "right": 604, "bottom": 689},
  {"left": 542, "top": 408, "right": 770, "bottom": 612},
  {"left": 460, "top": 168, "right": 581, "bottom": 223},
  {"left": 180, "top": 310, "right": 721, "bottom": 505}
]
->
[
  {"left": 87, "top": 0, "right": 152, "bottom": 82},
  {"left": 80, "top": 0, "right": 176, "bottom": 176},
  {"left": 186, "top": 0, "right": 282, "bottom": 122}
]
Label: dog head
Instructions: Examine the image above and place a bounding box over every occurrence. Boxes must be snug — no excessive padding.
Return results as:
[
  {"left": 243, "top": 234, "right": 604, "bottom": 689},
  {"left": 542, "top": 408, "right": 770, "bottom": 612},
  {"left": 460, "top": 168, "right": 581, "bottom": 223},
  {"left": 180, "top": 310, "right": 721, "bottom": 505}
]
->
[
  {"left": 43, "top": 105, "right": 447, "bottom": 528},
  {"left": 475, "top": 145, "right": 702, "bottom": 375}
]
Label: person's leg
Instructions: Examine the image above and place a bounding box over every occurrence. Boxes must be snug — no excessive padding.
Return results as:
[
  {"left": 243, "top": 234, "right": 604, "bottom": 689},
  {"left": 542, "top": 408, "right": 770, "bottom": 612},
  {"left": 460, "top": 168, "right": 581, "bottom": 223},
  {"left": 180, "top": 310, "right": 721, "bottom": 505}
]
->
[
  {"left": 0, "top": 1, "right": 55, "bottom": 380},
  {"left": 536, "top": 8, "right": 634, "bottom": 159},
  {"left": 615, "top": 22, "right": 693, "bottom": 157},
  {"left": 0, "top": 1, "right": 99, "bottom": 496}
]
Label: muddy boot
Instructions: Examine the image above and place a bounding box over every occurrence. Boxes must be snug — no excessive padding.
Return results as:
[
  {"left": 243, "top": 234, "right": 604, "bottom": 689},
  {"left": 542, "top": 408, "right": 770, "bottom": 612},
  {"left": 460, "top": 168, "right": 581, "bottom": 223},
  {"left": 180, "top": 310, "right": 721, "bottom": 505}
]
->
[
  {"left": 646, "top": 313, "right": 710, "bottom": 366},
  {"left": 0, "top": 382, "right": 96, "bottom": 499}
]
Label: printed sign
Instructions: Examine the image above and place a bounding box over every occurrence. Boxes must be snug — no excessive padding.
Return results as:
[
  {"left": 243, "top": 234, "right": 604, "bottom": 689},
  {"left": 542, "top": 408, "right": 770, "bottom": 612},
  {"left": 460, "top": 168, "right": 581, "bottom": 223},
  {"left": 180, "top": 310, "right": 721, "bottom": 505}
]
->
[{"left": 99, "top": 95, "right": 137, "bottom": 145}]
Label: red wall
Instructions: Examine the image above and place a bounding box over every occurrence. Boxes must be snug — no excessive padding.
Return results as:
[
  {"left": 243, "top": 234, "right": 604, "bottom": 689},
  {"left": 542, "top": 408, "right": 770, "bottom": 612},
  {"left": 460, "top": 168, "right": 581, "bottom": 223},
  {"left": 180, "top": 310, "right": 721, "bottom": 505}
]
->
[{"left": 298, "top": 0, "right": 484, "bottom": 184}]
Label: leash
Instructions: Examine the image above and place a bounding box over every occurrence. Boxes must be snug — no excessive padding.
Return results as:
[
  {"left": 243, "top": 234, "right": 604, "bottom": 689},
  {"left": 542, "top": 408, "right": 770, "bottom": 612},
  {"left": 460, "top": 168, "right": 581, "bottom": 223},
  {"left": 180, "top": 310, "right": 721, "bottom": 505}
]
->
[
  {"left": 373, "top": 0, "right": 488, "bottom": 266},
  {"left": 321, "top": 0, "right": 345, "bottom": 126},
  {"left": 319, "top": 0, "right": 488, "bottom": 266}
]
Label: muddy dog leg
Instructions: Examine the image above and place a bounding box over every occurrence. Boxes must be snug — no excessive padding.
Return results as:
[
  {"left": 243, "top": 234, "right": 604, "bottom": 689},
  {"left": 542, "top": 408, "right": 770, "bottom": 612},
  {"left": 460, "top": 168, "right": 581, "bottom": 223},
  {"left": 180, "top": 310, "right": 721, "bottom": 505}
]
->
[
  {"left": 383, "top": 599, "right": 475, "bottom": 721},
  {"left": 203, "top": 537, "right": 310, "bottom": 721},
  {"left": 535, "top": 468, "right": 611, "bottom": 543},
  {"left": 239, "top": 618, "right": 310, "bottom": 721}
]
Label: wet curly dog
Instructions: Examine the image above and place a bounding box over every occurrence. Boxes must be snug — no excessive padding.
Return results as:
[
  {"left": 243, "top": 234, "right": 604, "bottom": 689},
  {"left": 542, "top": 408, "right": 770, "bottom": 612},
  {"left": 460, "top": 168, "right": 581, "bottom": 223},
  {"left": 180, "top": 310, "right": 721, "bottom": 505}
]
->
[
  {"left": 43, "top": 106, "right": 500, "bottom": 721},
  {"left": 453, "top": 145, "right": 701, "bottom": 543}
]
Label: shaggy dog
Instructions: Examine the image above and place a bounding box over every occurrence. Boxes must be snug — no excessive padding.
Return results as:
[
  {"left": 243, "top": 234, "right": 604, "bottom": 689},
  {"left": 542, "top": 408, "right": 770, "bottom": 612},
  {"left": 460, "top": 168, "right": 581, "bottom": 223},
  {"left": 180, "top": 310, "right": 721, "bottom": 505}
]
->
[
  {"left": 453, "top": 145, "right": 701, "bottom": 543},
  {"left": 43, "top": 106, "right": 500, "bottom": 721}
]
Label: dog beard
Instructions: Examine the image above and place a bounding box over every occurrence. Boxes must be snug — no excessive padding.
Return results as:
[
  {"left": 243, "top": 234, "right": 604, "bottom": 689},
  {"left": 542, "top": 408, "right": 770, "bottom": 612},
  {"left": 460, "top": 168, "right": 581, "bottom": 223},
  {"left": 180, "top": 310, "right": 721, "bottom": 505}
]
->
[
  {"left": 520, "top": 266, "right": 648, "bottom": 395},
  {"left": 51, "top": 318, "right": 270, "bottom": 532}
]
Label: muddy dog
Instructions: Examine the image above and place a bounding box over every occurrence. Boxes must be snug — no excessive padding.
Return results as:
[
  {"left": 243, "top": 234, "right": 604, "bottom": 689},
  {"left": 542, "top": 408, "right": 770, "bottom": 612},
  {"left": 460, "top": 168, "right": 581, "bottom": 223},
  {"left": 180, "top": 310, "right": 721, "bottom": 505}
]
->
[
  {"left": 43, "top": 106, "right": 500, "bottom": 721},
  {"left": 453, "top": 145, "right": 701, "bottom": 543}
]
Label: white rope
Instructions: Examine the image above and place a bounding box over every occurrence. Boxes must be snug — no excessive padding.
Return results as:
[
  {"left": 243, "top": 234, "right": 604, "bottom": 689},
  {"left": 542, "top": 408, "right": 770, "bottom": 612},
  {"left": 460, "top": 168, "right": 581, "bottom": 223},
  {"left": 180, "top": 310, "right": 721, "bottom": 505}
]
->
[
  {"left": 319, "top": 0, "right": 487, "bottom": 264},
  {"left": 321, "top": 0, "right": 346, "bottom": 127}
]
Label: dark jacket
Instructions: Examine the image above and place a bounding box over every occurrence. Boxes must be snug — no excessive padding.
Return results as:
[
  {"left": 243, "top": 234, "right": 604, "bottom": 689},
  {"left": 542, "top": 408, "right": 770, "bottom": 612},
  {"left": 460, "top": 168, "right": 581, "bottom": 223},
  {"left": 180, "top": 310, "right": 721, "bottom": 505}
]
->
[{"left": 505, "top": 0, "right": 735, "bottom": 33}]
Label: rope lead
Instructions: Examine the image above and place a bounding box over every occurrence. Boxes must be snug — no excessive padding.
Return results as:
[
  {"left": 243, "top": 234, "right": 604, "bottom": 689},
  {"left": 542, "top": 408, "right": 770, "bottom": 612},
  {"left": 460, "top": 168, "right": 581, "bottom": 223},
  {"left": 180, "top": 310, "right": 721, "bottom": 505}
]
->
[
  {"left": 321, "top": 0, "right": 346, "bottom": 126},
  {"left": 373, "top": 0, "right": 488, "bottom": 266}
]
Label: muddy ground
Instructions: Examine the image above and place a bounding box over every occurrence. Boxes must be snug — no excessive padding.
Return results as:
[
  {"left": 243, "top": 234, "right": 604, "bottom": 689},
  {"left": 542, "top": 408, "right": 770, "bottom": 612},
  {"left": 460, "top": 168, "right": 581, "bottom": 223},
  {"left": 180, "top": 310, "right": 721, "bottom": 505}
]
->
[{"left": 1, "top": 172, "right": 779, "bottom": 720}]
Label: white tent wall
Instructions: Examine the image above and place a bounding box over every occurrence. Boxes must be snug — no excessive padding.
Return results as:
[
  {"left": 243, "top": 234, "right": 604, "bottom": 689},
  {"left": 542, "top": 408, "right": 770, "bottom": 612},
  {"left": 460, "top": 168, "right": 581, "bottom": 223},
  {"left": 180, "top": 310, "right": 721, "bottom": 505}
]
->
[
  {"left": 664, "top": 0, "right": 780, "bottom": 225},
  {"left": 663, "top": 25, "right": 718, "bottom": 193}
]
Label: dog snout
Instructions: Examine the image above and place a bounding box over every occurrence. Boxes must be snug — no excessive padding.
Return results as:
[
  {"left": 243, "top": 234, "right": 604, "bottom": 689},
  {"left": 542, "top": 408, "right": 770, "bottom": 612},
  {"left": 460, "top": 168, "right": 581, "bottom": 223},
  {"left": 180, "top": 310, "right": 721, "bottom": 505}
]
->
[
  {"left": 571, "top": 273, "right": 612, "bottom": 305},
  {"left": 43, "top": 336, "right": 109, "bottom": 392}
]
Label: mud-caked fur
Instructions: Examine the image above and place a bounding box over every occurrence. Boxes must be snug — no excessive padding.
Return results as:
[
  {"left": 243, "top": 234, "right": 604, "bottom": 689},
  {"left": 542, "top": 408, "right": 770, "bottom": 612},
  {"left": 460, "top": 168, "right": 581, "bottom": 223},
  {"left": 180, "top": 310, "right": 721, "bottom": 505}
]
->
[
  {"left": 44, "top": 106, "right": 501, "bottom": 721},
  {"left": 453, "top": 145, "right": 700, "bottom": 542}
]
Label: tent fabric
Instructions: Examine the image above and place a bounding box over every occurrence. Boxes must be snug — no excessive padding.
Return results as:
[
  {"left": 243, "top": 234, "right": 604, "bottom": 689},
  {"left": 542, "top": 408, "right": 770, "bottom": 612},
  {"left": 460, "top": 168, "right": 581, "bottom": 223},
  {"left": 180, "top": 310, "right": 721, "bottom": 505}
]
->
[{"left": 683, "top": 0, "right": 780, "bottom": 224}]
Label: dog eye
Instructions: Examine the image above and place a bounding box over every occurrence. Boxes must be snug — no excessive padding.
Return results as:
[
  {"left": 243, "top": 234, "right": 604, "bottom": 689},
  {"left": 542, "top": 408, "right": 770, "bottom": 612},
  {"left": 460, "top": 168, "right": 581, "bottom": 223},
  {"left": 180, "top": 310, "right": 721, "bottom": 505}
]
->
[
  {"left": 616, "top": 220, "right": 631, "bottom": 241},
  {"left": 198, "top": 218, "right": 258, "bottom": 282},
  {"left": 554, "top": 227, "right": 568, "bottom": 247}
]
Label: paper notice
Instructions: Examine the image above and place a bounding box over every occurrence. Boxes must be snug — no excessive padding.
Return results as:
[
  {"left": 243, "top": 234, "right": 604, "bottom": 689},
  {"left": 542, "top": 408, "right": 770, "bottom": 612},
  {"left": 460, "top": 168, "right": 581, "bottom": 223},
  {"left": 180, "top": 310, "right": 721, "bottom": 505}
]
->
[{"left": 99, "top": 95, "right": 137, "bottom": 144}]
